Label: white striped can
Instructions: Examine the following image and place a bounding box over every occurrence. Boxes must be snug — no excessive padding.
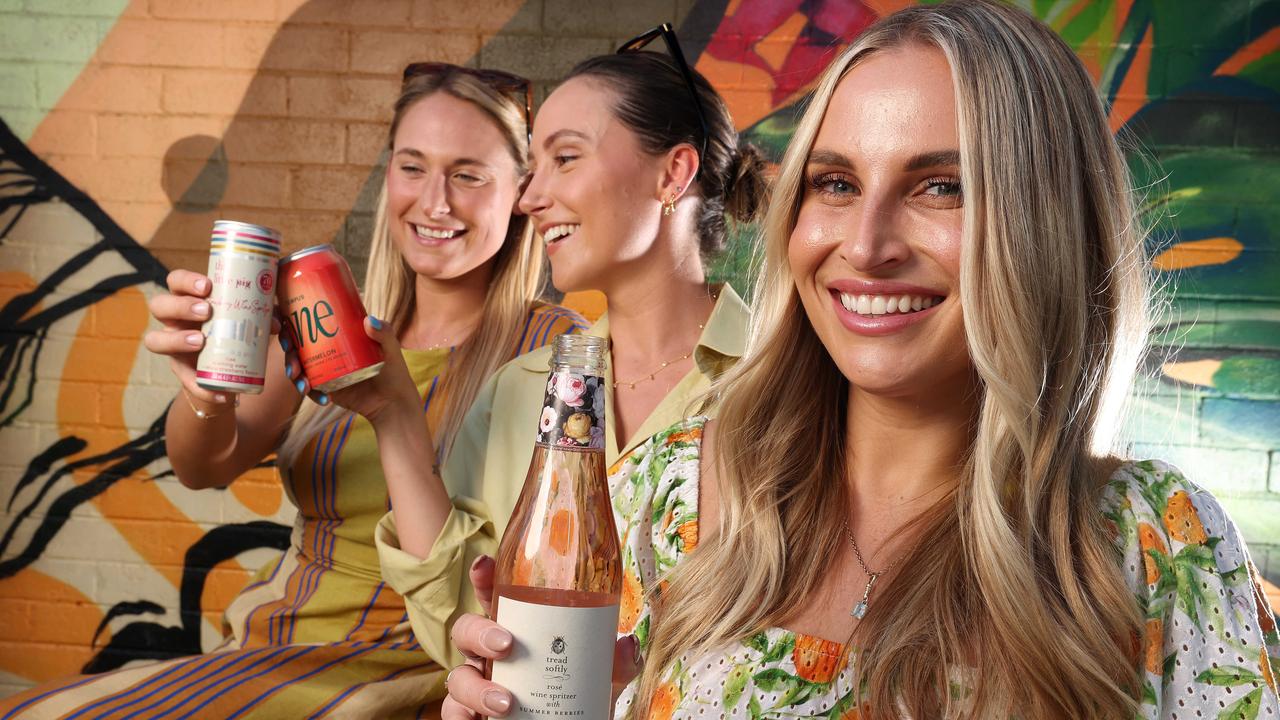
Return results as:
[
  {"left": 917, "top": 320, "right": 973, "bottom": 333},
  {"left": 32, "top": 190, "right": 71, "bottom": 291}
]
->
[{"left": 195, "top": 220, "right": 281, "bottom": 394}]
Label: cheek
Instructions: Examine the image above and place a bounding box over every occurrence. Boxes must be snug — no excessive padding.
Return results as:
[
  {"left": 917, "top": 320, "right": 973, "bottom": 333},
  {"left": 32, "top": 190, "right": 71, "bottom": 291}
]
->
[{"left": 788, "top": 210, "right": 839, "bottom": 284}]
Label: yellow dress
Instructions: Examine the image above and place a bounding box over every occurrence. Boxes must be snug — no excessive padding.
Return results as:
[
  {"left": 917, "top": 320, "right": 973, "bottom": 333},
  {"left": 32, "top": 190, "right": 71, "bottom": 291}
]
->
[{"left": 0, "top": 303, "right": 585, "bottom": 720}]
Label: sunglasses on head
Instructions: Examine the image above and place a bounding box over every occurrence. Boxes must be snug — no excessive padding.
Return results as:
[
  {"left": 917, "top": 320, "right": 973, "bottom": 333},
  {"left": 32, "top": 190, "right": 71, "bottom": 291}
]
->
[
  {"left": 617, "top": 23, "right": 710, "bottom": 175},
  {"left": 401, "top": 62, "right": 533, "bottom": 144}
]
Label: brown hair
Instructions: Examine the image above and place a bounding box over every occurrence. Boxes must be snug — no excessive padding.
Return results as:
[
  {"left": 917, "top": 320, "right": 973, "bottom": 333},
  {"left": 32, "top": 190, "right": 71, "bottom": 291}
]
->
[{"left": 565, "top": 52, "right": 768, "bottom": 257}]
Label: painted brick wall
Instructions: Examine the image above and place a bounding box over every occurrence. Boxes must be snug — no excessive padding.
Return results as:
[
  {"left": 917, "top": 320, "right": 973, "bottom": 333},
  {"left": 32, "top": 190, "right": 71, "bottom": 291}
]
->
[{"left": 0, "top": 0, "right": 1276, "bottom": 699}]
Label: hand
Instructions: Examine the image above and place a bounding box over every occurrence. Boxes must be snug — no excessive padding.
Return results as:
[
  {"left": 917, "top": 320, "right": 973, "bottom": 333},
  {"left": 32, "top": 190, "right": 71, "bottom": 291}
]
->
[
  {"left": 283, "top": 315, "right": 421, "bottom": 426},
  {"left": 440, "top": 557, "right": 643, "bottom": 719},
  {"left": 143, "top": 269, "right": 279, "bottom": 405}
]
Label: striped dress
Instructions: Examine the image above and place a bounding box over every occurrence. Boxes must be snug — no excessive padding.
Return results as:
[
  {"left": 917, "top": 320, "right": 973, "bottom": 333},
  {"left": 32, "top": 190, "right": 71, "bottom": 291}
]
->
[{"left": 0, "top": 303, "right": 586, "bottom": 720}]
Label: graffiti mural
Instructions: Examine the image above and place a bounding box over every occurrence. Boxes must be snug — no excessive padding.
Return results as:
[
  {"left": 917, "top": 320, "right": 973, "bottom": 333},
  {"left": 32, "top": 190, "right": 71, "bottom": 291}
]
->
[{"left": 0, "top": 0, "right": 1275, "bottom": 699}]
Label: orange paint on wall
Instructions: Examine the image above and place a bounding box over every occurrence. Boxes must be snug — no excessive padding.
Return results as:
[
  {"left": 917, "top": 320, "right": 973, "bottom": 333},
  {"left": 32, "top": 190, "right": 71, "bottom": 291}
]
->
[
  {"left": 1215, "top": 26, "right": 1280, "bottom": 76},
  {"left": 57, "top": 286, "right": 200, "bottom": 589},
  {"left": 1151, "top": 237, "right": 1244, "bottom": 271},
  {"left": 202, "top": 563, "right": 256, "bottom": 631},
  {"left": 861, "top": 0, "right": 916, "bottom": 17},
  {"left": 230, "top": 466, "right": 285, "bottom": 517},
  {"left": 1108, "top": 25, "right": 1153, "bottom": 132},
  {"left": 0, "top": 569, "right": 103, "bottom": 682}
]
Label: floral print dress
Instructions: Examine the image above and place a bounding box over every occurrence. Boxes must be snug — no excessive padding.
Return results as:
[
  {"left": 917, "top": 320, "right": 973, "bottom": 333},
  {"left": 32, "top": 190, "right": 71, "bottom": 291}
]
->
[{"left": 610, "top": 417, "right": 1280, "bottom": 719}]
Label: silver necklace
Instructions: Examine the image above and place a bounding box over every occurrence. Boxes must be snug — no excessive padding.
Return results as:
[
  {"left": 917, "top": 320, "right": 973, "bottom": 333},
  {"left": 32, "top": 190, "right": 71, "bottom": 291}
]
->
[{"left": 843, "top": 520, "right": 905, "bottom": 619}]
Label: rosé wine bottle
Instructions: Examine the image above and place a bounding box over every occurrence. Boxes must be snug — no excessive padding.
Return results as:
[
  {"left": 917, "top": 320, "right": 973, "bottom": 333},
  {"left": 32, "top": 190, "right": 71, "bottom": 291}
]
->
[{"left": 490, "top": 334, "right": 621, "bottom": 719}]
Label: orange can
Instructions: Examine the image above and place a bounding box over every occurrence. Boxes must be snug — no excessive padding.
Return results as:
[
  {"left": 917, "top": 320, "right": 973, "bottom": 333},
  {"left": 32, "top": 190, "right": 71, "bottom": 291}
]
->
[{"left": 277, "top": 245, "right": 384, "bottom": 393}]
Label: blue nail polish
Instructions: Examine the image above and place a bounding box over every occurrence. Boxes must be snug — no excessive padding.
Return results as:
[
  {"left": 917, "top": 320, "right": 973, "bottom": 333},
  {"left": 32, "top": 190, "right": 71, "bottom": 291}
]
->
[
  {"left": 369, "top": 316, "right": 383, "bottom": 330},
  {"left": 317, "top": 393, "right": 330, "bottom": 406},
  {"left": 295, "top": 379, "right": 306, "bottom": 394},
  {"left": 280, "top": 335, "right": 290, "bottom": 352},
  {"left": 284, "top": 363, "right": 293, "bottom": 378}
]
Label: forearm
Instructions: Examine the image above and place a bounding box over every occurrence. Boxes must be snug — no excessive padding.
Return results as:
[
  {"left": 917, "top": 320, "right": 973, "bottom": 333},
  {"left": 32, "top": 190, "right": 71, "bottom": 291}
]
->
[
  {"left": 165, "top": 392, "right": 250, "bottom": 489},
  {"left": 373, "top": 408, "right": 452, "bottom": 559}
]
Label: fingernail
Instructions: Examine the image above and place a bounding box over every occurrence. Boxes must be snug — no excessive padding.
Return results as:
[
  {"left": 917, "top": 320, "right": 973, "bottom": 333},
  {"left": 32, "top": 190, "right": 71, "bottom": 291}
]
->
[
  {"left": 295, "top": 379, "right": 306, "bottom": 394},
  {"left": 316, "top": 393, "right": 330, "bottom": 406},
  {"left": 194, "top": 278, "right": 208, "bottom": 293},
  {"left": 185, "top": 333, "right": 203, "bottom": 346},
  {"left": 482, "top": 689, "right": 511, "bottom": 715},
  {"left": 279, "top": 335, "right": 290, "bottom": 352},
  {"left": 284, "top": 362, "right": 293, "bottom": 378},
  {"left": 192, "top": 302, "right": 209, "bottom": 317},
  {"left": 480, "top": 627, "right": 512, "bottom": 653},
  {"left": 628, "top": 634, "right": 642, "bottom": 666},
  {"left": 470, "top": 555, "right": 487, "bottom": 573},
  {"left": 368, "top": 315, "right": 383, "bottom": 330}
]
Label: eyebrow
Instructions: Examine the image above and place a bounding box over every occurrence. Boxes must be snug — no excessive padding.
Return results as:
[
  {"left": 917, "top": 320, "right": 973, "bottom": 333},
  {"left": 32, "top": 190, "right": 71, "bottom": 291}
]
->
[
  {"left": 905, "top": 150, "right": 960, "bottom": 171},
  {"left": 393, "top": 147, "right": 493, "bottom": 169},
  {"left": 541, "top": 129, "right": 590, "bottom": 150}
]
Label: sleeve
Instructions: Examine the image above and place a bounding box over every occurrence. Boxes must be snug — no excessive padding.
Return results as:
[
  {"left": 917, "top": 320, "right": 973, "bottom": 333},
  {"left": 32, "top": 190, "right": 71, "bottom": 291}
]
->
[
  {"left": 375, "top": 498, "right": 498, "bottom": 667},
  {"left": 1111, "top": 461, "right": 1280, "bottom": 717},
  {"left": 441, "top": 370, "right": 499, "bottom": 501}
]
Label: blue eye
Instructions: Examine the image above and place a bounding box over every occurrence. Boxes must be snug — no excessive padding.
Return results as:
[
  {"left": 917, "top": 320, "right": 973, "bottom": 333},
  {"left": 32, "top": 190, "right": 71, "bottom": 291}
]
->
[
  {"left": 808, "top": 173, "right": 855, "bottom": 197},
  {"left": 924, "top": 179, "right": 962, "bottom": 197}
]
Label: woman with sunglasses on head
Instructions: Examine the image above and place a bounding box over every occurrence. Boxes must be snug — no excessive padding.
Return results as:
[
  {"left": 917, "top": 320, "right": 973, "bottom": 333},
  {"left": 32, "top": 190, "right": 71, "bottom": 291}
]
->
[
  {"left": 442, "top": 2, "right": 1280, "bottom": 718},
  {"left": 373, "top": 28, "right": 768, "bottom": 702},
  {"left": 0, "top": 66, "right": 583, "bottom": 719}
]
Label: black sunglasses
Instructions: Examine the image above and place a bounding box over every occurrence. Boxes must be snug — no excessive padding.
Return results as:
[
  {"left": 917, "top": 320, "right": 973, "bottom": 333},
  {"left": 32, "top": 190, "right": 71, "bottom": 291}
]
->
[
  {"left": 402, "top": 62, "right": 533, "bottom": 144},
  {"left": 617, "top": 23, "right": 710, "bottom": 176}
]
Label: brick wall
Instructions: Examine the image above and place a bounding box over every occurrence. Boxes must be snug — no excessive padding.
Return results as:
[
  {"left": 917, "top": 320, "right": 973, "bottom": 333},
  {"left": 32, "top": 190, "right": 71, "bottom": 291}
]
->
[{"left": 0, "top": 0, "right": 1276, "bottom": 698}]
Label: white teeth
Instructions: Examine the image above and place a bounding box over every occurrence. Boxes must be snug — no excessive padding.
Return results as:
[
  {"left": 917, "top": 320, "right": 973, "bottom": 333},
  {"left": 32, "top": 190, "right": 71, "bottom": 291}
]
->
[
  {"left": 543, "top": 224, "right": 580, "bottom": 242},
  {"left": 415, "top": 225, "right": 461, "bottom": 240},
  {"left": 837, "top": 292, "right": 942, "bottom": 317}
]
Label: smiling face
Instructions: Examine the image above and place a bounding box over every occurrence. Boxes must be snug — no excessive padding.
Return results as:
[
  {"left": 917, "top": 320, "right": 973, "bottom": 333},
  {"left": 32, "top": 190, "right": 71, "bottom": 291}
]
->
[
  {"left": 518, "top": 77, "right": 668, "bottom": 293},
  {"left": 789, "top": 44, "right": 972, "bottom": 398},
  {"left": 385, "top": 91, "right": 522, "bottom": 283}
]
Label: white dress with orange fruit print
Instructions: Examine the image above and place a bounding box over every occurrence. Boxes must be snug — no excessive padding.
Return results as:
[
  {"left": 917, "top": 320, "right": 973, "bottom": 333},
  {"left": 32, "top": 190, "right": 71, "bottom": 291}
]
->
[{"left": 609, "top": 417, "right": 1280, "bottom": 719}]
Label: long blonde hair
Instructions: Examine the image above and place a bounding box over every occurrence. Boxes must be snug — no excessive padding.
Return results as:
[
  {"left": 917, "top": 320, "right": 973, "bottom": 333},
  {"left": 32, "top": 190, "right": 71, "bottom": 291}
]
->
[
  {"left": 278, "top": 70, "right": 544, "bottom": 469},
  {"left": 633, "top": 2, "right": 1150, "bottom": 718}
]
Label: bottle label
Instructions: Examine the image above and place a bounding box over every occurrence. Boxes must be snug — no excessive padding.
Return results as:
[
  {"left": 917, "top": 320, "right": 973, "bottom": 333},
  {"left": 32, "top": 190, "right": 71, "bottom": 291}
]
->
[
  {"left": 537, "top": 370, "right": 605, "bottom": 449},
  {"left": 491, "top": 597, "right": 620, "bottom": 718}
]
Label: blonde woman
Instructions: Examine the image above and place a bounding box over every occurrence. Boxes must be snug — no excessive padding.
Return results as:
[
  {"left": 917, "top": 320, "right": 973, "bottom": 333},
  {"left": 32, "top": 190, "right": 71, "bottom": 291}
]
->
[
  {"left": 0, "top": 66, "right": 583, "bottom": 719},
  {"left": 442, "top": 2, "right": 1280, "bottom": 718}
]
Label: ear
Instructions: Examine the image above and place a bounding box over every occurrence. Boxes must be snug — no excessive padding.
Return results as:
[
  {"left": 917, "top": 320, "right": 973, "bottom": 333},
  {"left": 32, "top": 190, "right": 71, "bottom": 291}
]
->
[{"left": 657, "top": 143, "right": 700, "bottom": 202}]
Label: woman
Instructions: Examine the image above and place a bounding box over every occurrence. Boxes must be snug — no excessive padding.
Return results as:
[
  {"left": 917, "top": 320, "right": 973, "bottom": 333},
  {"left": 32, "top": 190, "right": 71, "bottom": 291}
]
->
[
  {"left": 375, "top": 37, "right": 770, "bottom": 648},
  {"left": 0, "top": 65, "right": 583, "bottom": 719},
  {"left": 443, "top": 3, "right": 1280, "bottom": 718}
]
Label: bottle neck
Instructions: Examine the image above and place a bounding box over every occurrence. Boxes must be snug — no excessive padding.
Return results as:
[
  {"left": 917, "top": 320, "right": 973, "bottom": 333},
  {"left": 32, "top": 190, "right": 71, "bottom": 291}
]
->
[{"left": 535, "top": 365, "right": 605, "bottom": 450}]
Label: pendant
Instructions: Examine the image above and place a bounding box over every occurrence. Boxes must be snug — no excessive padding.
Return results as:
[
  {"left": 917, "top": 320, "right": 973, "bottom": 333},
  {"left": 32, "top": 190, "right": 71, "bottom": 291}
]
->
[{"left": 851, "top": 573, "right": 879, "bottom": 619}]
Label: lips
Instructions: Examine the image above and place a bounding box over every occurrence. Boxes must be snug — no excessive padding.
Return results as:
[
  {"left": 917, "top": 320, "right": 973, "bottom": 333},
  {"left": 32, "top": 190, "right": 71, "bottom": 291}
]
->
[
  {"left": 825, "top": 283, "right": 948, "bottom": 337},
  {"left": 411, "top": 223, "right": 465, "bottom": 246}
]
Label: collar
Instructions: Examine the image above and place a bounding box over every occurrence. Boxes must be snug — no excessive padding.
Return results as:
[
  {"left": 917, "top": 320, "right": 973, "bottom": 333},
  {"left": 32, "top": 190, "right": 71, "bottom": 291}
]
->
[{"left": 514, "top": 283, "right": 749, "bottom": 374}]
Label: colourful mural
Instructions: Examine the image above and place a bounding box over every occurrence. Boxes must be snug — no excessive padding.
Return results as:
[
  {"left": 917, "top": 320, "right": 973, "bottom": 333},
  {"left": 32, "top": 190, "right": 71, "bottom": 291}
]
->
[{"left": 0, "top": 0, "right": 1275, "bottom": 700}]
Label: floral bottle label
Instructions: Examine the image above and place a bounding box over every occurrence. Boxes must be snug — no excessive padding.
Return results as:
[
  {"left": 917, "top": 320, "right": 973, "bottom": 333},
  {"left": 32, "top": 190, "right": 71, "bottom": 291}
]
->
[{"left": 536, "top": 370, "right": 605, "bottom": 450}]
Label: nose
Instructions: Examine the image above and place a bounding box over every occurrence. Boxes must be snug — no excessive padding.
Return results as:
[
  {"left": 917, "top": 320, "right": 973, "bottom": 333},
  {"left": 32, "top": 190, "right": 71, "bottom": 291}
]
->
[
  {"left": 839, "top": 190, "right": 909, "bottom": 272},
  {"left": 518, "top": 166, "right": 550, "bottom": 218},
  {"left": 420, "top": 172, "right": 450, "bottom": 218}
]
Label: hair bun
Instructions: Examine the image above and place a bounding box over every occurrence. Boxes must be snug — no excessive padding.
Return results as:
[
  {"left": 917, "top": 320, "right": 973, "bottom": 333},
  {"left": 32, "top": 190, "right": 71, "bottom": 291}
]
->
[{"left": 724, "top": 142, "right": 769, "bottom": 224}]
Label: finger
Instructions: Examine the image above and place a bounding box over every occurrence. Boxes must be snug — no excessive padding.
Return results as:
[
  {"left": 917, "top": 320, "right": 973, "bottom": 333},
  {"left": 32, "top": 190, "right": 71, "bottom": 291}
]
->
[
  {"left": 171, "top": 363, "right": 234, "bottom": 406},
  {"left": 612, "top": 634, "right": 642, "bottom": 686},
  {"left": 167, "top": 269, "right": 212, "bottom": 298},
  {"left": 470, "top": 555, "right": 496, "bottom": 617},
  {"left": 439, "top": 695, "right": 479, "bottom": 720},
  {"left": 364, "top": 315, "right": 403, "bottom": 357},
  {"left": 144, "top": 329, "right": 205, "bottom": 356},
  {"left": 270, "top": 315, "right": 281, "bottom": 336},
  {"left": 148, "top": 294, "right": 212, "bottom": 326},
  {"left": 450, "top": 613, "right": 513, "bottom": 662},
  {"left": 442, "top": 664, "right": 513, "bottom": 718}
]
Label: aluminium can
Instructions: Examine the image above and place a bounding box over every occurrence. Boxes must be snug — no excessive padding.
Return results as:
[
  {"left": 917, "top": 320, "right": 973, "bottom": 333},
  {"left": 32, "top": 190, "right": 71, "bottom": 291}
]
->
[
  {"left": 277, "top": 244, "right": 384, "bottom": 393},
  {"left": 195, "top": 220, "right": 281, "bottom": 395}
]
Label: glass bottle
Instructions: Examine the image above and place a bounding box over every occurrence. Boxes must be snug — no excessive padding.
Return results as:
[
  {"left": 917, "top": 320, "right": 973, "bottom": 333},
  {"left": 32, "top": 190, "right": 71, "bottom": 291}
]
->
[{"left": 491, "top": 334, "right": 622, "bottom": 718}]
